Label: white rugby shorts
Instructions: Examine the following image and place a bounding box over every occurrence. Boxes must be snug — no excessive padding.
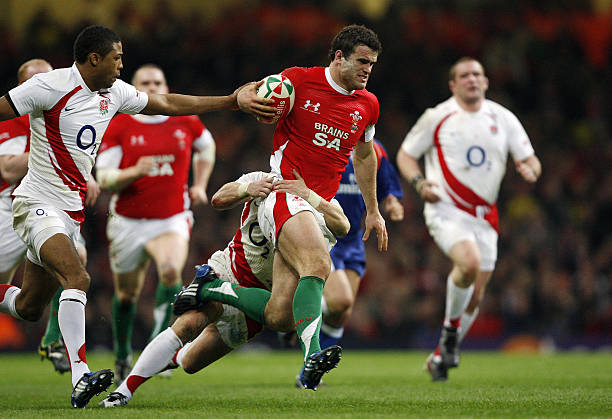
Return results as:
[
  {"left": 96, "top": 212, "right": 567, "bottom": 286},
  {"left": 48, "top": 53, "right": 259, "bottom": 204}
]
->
[
  {"left": 106, "top": 210, "right": 193, "bottom": 274},
  {"left": 424, "top": 201, "right": 498, "bottom": 271},
  {"left": 207, "top": 249, "right": 263, "bottom": 348},
  {"left": 0, "top": 200, "right": 26, "bottom": 272},
  {"left": 256, "top": 191, "right": 336, "bottom": 250},
  {"left": 11, "top": 196, "right": 82, "bottom": 267}
]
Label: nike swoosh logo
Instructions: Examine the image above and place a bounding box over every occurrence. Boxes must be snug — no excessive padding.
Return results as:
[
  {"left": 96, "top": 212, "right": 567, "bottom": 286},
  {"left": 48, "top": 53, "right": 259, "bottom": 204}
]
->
[{"left": 65, "top": 107, "right": 74, "bottom": 112}]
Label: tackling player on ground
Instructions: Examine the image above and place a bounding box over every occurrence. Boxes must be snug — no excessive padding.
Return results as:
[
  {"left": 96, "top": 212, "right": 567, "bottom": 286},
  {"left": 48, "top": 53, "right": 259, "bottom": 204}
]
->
[
  {"left": 99, "top": 170, "right": 349, "bottom": 407},
  {"left": 0, "top": 25, "right": 274, "bottom": 408},
  {"left": 96, "top": 64, "right": 217, "bottom": 383},
  {"left": 397, "top": 57, "right": 541, "bottom": 381}
]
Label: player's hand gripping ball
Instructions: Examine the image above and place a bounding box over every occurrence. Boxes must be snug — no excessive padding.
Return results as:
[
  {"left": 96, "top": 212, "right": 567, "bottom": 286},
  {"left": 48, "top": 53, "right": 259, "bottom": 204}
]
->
[{"left": 256, "top": 74, "right": 295, "bottom": 123}]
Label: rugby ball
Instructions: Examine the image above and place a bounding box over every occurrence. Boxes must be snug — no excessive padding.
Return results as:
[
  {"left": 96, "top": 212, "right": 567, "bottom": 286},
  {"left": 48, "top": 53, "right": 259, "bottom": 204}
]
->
[{"left": 256, "top": 74, "right": 295, "bottom": 123}]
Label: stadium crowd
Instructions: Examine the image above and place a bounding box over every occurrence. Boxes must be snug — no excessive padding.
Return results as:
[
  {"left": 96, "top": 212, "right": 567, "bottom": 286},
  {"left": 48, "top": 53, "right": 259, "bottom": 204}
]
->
[{"left": 1, "top": 0, "right": 610, "bottom": 351}]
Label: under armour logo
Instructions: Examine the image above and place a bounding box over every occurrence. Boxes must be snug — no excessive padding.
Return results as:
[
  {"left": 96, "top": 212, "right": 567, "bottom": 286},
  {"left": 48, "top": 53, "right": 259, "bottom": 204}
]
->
[
  {"left": 130, "top": 135, "right": 145, "bottom": 146},
  {"left": 303, "top": 100, "right": 320, "bottom": 112}
]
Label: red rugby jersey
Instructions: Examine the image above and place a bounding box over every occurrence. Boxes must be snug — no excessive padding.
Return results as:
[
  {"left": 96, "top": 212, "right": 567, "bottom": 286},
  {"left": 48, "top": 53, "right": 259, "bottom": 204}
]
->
[
  {"left": 99, "top": 114, "right": 209, "bottom": 219},
  {"left": 271, "top": 66, "right": 379, "bottom": 201},
  {"left": 0, "top": 115, "right": 29, "bottom": 197}
]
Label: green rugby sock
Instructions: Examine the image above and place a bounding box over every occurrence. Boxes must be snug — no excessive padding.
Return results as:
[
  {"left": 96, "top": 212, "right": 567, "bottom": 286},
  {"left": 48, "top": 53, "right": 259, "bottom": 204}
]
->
[
  {"left": 41, "top": 287, "right": 62, "bottom": 346},
  {"left": 150, "top": 283, "right": 182, "bottom": 341},
  {"left": 199, "top": 278, "right": 270, "bottom": 324},
  {"left": 112, "top": 295, "right": 135, "bottom": 361},
  {"left": 293, "top": 276, "right": 324, "bottom": 359}
]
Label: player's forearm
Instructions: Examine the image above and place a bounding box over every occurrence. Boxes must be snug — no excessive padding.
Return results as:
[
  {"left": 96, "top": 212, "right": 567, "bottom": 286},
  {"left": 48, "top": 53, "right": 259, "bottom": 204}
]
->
[
  {"left": 191, "top": 159, "right": 213, "bottom": 193},
  {"left": 0, "top": 153, "right": 29, "bottom": 184},
  {"left": 318, "top": 200, "right": 350, "bottom": 238},
  {"left": 525, "top": 155, "right": 542, "bottom": 179},
  {"left": 396, "top": 149, "right": 423, "bottom": 184},
  {"left": 143, "top": 93, "right": 236, "bottom": 116},
  {"left": 96, "top": 166, "right": 145, "bottom": 192},
  {"left": 210, "top": 182, "right": 248, "bottom": 210},
  {"left": 353, "top": 149, "right": 380, "bottom": 215}
]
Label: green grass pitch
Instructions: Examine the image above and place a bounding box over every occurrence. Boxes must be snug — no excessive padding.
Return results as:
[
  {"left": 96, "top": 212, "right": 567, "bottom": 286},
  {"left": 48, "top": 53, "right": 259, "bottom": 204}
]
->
[{"left": 0, "top": 350, "right": 609, "bottom": 418}]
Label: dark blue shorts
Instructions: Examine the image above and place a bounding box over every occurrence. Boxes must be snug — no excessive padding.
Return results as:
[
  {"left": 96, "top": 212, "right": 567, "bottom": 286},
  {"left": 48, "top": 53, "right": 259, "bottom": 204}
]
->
[{"left": 330, "top": 238, "right": 366, "bottom": 277}]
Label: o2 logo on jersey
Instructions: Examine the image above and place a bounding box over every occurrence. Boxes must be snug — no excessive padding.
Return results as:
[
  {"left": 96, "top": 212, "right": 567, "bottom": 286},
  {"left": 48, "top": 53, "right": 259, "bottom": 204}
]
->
[
  {"left": 466, "top": 145, "right": 491, "bottom": 170},
  {"left": 76, "top": 125, "right": 97, "bottom": 155},
  {"left": 248, "top": 221, "right": 270, "bottom": 259}
]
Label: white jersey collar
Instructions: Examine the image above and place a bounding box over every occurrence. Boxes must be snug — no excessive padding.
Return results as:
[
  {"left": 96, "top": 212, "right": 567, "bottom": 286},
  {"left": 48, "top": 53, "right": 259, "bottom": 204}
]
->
[
  {"left": 131, "top": 114, "right": 170, "bottom": 124},
  {"left": 325, "top": 67, "right": 354, "bottom": 95},
  {"left": 72, "top": 63, "right": 94, "bottom": 94},
  {"left": 450, "top": 96, "right": 487, "bottom": 114}
]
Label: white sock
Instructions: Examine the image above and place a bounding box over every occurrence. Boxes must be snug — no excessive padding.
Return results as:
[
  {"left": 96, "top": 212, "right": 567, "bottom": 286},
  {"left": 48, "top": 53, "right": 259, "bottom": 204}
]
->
[
  {"left": 175, "top": 340, "right": 195, "bottom": 369},
  {"left": 320, "top": 321, "right": 344, "bottom": 339},
  {"left": 116, "top": 327, "right": 183, "bottom": 398},
  {"left": 444, "top": 276, "right": 474, "bottom": 327},
  {"left": 321, "top": 295, "right": 330, "bottom": 316},
  {"left": 459, "top": 308, "right": 479, "bottom": 342},
  {"left": 0, "top": 285, "right": 24, "bottom": 320},
  {"left": 59, "top": 289, "right": 89, "bottom": 387}
]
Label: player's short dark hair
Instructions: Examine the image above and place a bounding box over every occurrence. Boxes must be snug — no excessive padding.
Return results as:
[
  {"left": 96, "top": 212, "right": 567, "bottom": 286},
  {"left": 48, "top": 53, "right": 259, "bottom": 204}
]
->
[
  {"left": 328, "top": 24, "right": 382, "bottom": 62},
  {"left": 73, "top": 25, "right": 121, "bottom": 64},
  {"left": 449, "top": 57, "right": 484, "bottom": 81}
]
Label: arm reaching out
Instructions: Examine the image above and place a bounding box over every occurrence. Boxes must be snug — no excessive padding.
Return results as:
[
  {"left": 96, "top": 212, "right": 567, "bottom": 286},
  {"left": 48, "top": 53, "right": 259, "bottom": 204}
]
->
[
  {"left": 141, "top": 81, "right": 277, "bottom": 119},
  {"left": 211, "top": 175, "right": 275, "bottom": 210}
]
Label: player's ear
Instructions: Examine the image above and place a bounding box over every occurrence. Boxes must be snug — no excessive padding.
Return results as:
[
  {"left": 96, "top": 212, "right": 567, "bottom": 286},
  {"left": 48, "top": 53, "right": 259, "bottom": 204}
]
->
[
  {"left": 88, "top": 52, "right": 101, "bottom": 67},
  {"left": 334, "top": 50, "right": 344, "bottom": 62}
]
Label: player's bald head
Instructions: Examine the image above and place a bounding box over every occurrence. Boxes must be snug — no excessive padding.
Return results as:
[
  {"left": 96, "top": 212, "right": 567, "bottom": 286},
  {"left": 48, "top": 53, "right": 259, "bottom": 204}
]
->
[
  {"left": 132, "top": 64, "right": 168, "bottom": 94},
  {"left": 17, "top": 59, "right": 53, "bottom": 84}
]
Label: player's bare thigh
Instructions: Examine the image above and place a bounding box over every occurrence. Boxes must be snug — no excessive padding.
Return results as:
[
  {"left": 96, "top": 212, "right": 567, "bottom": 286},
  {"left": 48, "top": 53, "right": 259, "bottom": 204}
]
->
[
  {"left": 145, "top": 232, "right": 188, "bottom": 286},
  {"left": 18, "top": 233, "right": 89, "bottom": 319},
  {"left": 264, "top": 250, "right": 299, "bottom": 332},
  {"left": 276, "top": 211, "right": 331, "bottom": 279}
]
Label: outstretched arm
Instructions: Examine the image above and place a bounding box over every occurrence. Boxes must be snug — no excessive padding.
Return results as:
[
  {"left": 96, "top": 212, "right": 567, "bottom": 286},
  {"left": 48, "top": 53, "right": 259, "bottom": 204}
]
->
[
  {"left": 211, "top": 175, "right": 275, "bottom": 210},
  {"left": 353, "top": 140, "right": 387, "bottom": 251},
  {"left": 272, "top": 170, "right": 350, "bottom": 238},
  {"left": 141, "top": 82, "right": 276, "bottom": 119}
]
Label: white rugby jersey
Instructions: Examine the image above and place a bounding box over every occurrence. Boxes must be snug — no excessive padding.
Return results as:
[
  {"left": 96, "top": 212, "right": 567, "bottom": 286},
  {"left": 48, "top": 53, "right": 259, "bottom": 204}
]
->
[
  {"left": 6, "top": 64, "right": 148, "bottom": 220},
  {"left": 402, "top": 96, "right": 534, "bottom": 211},
  {"left": 225, "top": 171, "right": 275, "bottom": 290}
]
